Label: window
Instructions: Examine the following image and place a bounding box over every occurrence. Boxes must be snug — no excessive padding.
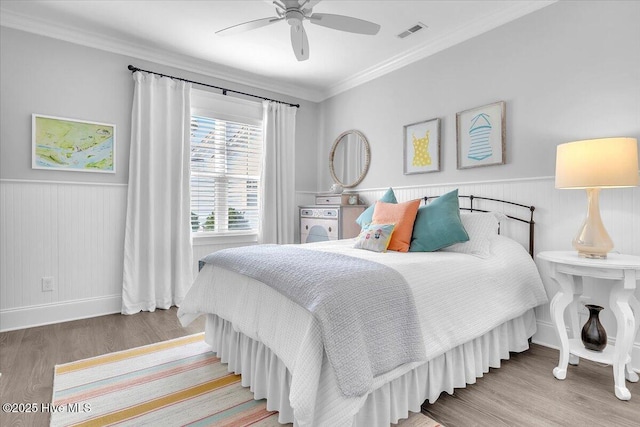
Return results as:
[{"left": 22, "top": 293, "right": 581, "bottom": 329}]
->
[{"left": 190, "top": 91, "right": 263, "bottom": 234}]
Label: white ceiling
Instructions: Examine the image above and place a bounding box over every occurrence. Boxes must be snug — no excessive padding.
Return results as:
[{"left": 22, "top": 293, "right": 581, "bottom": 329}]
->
[{"left": 0, "top": 0, "right": 555, "bottom": 101}]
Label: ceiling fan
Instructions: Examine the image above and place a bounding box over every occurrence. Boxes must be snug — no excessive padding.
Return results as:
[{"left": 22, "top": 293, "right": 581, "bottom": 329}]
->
[{"left": 215, "top": 0, "right": 381, "bottom": 61}]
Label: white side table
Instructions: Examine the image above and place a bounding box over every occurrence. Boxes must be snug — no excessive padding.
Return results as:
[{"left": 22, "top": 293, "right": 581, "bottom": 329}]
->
[{"left": 538, "top": 251, "right": 640, "bottom": 400}]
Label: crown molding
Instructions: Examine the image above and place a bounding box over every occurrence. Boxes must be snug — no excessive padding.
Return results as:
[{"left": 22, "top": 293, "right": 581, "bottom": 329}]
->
[
  {"left": 1, "top": 1, "right": 556, "bottom": 104},
  {"left": 0, "top": 7, "right": 324, "bottom": 103},
  {"left": 322, "top": 0, "right": 557, "bottom": 100}
]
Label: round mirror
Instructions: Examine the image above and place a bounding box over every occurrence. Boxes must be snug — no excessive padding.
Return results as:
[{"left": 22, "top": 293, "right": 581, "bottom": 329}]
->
[{"left": 329, "top": 130, "right": 371, "bottom": 188}]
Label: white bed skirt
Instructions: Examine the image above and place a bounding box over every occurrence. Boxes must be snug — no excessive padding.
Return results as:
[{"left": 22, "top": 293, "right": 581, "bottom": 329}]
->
[{"left": 204, "top": 308, "right": 537, "bottom": 426}]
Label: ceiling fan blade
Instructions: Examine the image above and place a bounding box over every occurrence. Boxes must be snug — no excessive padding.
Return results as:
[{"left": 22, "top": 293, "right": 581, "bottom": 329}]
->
[
  {"left": 290, "top": 22, "right": 309, "bottom": 61},
  {"left": 216, "top": 16, "right": 283, "bottom": 36},
  {"left": 309, "top": 13, "right": 380, "bottom": 35}
]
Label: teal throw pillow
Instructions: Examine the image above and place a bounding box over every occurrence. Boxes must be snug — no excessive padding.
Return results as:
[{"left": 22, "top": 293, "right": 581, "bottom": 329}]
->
[
  {"left": 409, "top": 189, "right": 469, "bottom": 252},
  {"left": 355, "top": 187, "right": 397, "bottom": 227}
]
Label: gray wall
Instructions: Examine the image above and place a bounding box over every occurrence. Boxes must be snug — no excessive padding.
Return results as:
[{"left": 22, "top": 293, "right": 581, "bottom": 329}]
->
[
  {"left": 0, "top": 26, "right": 319, "bottom": 330},
  {"left": 0, "top": 26, "right": 318, "bottom": 191},
  {"left": 314, "top": 0, "right": 640, "bottom": 367},
  {"left": 317, "top": 0, "right": 640, "bottom": 191}
]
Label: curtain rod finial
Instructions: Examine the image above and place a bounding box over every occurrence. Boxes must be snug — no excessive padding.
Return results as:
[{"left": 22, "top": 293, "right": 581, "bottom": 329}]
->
[{"left": 128, "top": 65, "right": 138, "bottom": 72}]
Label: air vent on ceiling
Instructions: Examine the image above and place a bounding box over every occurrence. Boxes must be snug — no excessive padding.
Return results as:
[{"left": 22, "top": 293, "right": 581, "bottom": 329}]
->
[{"left": 397, "top": 22, "right": 428, "bottom": 39}]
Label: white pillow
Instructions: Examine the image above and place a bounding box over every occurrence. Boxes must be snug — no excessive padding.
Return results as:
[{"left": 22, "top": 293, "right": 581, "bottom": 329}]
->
[{"left": 440, "top": 212, "right": 505, "bottom": 258}]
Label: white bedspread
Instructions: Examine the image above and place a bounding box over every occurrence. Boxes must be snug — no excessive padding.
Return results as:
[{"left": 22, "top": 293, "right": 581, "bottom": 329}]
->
[
  {"left": 200, "top": 244, "right": 426, "bottom": 397},
  {"left": 178, "top": 235, "right": 548, "bottom": 426}
]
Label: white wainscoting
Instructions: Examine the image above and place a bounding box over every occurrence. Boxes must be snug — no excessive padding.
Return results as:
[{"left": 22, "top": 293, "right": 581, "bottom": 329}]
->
[
  {"left": 0, "top": 180, "right": 306, "bottom": 331},
  {"left": 0, "top": 180, "right": 127, "bottom": 331},
  {"left": 3, "top": 177, "right": 639, "bottom": 371}
]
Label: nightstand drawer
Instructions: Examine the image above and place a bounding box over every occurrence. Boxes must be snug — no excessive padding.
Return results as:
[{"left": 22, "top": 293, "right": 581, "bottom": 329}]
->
[
  {"left": 300, "top": 208, "right": 338, "bottom": 218},
  {"left": 301, "top": 218, "right": 338, "bottom": 240},
  {"left": 316, "top": 194, "right": 350, "bottom": 205},
  {"left": 298, "top": 204, "right": 365, "bottom": 243}
]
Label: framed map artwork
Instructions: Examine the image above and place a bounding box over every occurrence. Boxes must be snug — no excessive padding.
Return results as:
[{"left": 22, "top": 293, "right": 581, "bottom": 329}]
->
[{"left": 32, "top": 114, "right": 116, "bottom": 173}]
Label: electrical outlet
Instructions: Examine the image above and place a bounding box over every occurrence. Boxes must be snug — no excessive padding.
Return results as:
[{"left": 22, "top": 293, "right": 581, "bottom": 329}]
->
[{"left": 42, "top": 276, "right": 55, "bottom": 292}]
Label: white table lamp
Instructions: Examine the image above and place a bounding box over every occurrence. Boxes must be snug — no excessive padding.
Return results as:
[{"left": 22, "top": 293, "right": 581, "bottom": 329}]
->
[{"left": 555, "top": 137, "right": 638, "bottom": 259}]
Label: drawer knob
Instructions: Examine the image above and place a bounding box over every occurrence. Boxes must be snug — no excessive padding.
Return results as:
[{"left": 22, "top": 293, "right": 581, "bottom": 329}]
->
[
  {"left": 328, "top": 227, "right": 332, "bottom": 232},
  {"left": 305, "top": 225, "right": 308, "bottom": 230}
]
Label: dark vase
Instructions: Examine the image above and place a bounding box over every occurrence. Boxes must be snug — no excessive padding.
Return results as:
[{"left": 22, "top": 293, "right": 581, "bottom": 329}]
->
[{"left": 581, "top": 304, "right": 607, "bottom": 352}]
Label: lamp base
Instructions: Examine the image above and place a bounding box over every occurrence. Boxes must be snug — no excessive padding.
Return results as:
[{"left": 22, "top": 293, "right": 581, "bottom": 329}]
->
[
  {"left": 572, "top": 188, "right": 613, "bottom": 259},
  {"left": 577, "top": 250, "right": 608, "bottom": 260}
]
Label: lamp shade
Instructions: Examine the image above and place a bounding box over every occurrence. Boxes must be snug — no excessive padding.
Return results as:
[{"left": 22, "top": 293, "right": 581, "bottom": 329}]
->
[{"left": 555, "top": 137, "right": 639, "bottom": 189}]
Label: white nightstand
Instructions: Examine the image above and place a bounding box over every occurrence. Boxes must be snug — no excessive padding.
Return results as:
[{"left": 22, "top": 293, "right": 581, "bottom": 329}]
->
[{"left": 538, "top": 251, "right": 640, "bottom": 400}]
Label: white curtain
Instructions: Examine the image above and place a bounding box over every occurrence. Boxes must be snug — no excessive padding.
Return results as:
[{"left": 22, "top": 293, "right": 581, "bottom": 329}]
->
[
  {"left": 122, "top": 72, "right": 193, "bottom": 314},
  {"left": 259, "top": 101, "right": 297, "bottom": 244}
]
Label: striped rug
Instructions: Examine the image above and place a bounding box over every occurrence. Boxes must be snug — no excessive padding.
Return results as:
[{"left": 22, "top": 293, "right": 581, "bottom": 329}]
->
[
  {"left": 51, "top": 333, "right": 443, "bottom": 427},
  {"left": 51, "top": 333, "right": 281, "bottom": 426}
]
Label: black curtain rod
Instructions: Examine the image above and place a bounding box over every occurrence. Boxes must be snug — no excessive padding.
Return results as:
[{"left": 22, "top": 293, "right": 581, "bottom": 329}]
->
[{"left": 127, "top": 65, "right": 300, "bottom": 108}]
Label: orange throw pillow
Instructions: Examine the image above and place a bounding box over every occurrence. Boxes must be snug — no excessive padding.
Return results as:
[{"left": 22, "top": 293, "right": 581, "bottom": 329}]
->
[{"left": 372, "top": 199, "right": 421, "bottom": 252}]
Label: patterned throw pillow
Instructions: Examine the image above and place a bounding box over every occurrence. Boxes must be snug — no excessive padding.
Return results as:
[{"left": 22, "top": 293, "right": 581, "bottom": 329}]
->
[{"left": 354, "top": 223, "right": 396, "bottom": 252}]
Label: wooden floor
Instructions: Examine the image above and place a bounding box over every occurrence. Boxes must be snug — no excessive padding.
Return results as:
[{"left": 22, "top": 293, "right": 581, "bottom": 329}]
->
[
  {"left": 0, "top": 308, "right": 206, "bottom": 427},
  {"left": 1, "top": 309, "right": 638, "bottom": 427},
  {"left": 422, "top": 343, "right": 640, "bottom": 426}
]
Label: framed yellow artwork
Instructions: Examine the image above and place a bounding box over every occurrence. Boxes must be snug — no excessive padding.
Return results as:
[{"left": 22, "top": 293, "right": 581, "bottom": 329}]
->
[{"left": 403, "top": 117, "right": 440, "bottom": 175}]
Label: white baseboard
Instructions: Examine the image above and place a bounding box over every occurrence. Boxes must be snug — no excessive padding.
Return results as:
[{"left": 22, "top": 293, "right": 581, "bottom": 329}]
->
[
  {"left": 533, "top": 319, "right": 640, "bottom": 373},
  {"left": 532, "top": 319, "right": 562, "bottom": 350},
  {"left": 0, "top": 295, "right": 122, "bottom": 332}
]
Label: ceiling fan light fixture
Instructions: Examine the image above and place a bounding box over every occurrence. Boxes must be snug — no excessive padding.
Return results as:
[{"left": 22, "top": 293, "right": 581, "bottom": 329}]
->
[{"left": 286, "top": 9, "right": 304, "bottom": 28}]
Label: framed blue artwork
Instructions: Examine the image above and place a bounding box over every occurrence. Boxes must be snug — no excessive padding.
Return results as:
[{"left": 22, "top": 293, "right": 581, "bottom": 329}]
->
[{"left": 456, "top": 101, "right": 505, "bottom": 169}]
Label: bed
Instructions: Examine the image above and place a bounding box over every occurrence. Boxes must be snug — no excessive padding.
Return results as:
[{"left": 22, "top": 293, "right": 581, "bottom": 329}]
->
[{"left": 178, "top": 194, "right": 548, "bottom": 426}]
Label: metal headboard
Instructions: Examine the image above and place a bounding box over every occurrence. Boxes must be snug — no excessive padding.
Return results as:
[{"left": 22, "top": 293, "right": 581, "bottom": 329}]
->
[{"left": 422, "top": 195, "right": 536, "bottom": 257}]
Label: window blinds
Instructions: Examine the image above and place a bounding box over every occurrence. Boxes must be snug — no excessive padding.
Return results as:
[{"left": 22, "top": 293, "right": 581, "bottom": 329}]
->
[{"left": 190, "top": 115, "right": 262, "bottom": 233}]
